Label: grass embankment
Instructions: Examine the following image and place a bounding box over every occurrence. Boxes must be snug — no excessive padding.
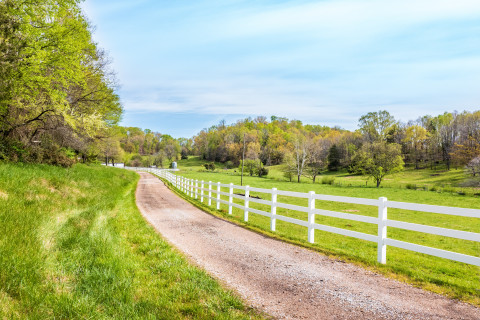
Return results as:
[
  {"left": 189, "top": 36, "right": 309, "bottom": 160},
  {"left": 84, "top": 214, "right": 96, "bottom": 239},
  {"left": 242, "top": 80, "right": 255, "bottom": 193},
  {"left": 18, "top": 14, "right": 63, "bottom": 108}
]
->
[
  {"left": 0, "top": 163, "right": 263, "bottom": 319},
  {"left": 169, "top": 157, "right": 480, "bottom": 306}
]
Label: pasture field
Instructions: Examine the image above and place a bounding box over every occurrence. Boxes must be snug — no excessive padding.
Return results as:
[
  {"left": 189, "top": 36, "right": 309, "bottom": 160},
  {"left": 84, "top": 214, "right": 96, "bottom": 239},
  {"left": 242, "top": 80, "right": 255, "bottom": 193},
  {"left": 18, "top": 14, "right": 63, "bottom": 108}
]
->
[
  {"left": 171, "top": 157, "right": 480, "bottom": 305},
  {"left": 0, "top": 163, "right": 262, "bottom": 319}
]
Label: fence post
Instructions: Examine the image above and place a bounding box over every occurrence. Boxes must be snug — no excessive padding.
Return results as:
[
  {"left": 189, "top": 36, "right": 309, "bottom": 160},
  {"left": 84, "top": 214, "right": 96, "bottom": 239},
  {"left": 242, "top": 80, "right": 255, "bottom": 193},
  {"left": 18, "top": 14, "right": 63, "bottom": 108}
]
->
[
  {"left": 195, "top": 180, "right": 198, "bottom": 199},
  {"left": 244, "top": 186, "right": 250, "bottom": 222},
  {"left": 200, "top": 180, "right": 204, "bottom": 202},
  {"left": 271, "top": 188, "right": 277, "bottom": 231},
  {"left": 308, "top": 191, "right": 316, "bottom": 243},
  {"left": 216, "top": 182, "right": 221, "bottom": 210},
  {"left": 208, "top": 181, "right": 212, "bottom": 206},
  {"left": 377, "top": 197, "right": 388, "bottom": 264},
  {"left": 228, "top": 183, "right": 233, "bottom": 215}
]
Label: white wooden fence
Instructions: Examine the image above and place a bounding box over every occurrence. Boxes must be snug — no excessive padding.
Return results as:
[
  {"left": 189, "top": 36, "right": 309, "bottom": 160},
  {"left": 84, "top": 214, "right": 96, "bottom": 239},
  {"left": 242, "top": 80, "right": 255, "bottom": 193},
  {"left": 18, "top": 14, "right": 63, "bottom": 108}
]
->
[{"left": 128, "top": 167, "right": 480, "bottom": 266}]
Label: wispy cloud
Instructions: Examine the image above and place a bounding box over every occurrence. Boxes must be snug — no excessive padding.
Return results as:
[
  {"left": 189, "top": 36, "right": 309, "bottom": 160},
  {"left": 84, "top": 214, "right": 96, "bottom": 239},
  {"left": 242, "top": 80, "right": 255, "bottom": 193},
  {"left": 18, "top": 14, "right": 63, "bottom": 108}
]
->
[{"left": 83, "top": 0, "right": 480, "bottom": 133}]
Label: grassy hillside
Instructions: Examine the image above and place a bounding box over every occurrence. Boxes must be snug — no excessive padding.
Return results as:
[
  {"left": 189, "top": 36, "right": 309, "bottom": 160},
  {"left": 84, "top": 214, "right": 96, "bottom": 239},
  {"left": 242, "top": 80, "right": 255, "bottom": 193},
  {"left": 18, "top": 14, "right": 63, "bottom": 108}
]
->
[
  {"left": 0, "top": 163, "right": 262, "bottom": 319},
  {"left": 171, "top": 157, "right": 480, "bottom": 305}
]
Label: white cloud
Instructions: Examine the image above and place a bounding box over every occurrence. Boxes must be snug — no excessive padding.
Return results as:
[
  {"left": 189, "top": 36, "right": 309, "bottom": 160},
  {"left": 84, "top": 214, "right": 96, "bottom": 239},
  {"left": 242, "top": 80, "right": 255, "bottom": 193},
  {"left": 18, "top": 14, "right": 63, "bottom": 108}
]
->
[
  {"left": 85, "top": 0, "right": 480, "bottom": 133},
  {"left": 224, "top": 0, "right": 480, "bottom": 39}
]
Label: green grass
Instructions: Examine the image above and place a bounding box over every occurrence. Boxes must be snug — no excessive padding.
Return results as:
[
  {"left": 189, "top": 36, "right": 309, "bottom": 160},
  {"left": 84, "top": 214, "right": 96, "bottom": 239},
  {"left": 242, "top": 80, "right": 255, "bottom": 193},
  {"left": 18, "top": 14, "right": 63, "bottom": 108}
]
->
[
  {"left": 172, "top": 157, "right": 480, "bottom": 306},
  {"left": 0, "top": 163, "right": 263, "bottom": 319},
  {"left": 180, "top": 156, "right": 475, "bottom": 191}
]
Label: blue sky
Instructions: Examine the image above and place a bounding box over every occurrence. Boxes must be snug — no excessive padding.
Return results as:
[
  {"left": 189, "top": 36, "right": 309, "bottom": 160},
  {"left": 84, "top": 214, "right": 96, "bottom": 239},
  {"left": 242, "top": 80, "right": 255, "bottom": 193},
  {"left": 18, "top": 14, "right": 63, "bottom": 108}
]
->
[{"left": 82, "top": 0, "right": 480, "bottom": 138}]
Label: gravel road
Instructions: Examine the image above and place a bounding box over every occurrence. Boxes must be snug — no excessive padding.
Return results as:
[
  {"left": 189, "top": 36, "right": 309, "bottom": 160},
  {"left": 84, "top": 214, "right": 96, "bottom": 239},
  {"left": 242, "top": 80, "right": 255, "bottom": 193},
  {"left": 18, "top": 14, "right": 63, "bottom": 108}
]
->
[{"left": 135, "top": 172, "right": 480, "bottom": 320}]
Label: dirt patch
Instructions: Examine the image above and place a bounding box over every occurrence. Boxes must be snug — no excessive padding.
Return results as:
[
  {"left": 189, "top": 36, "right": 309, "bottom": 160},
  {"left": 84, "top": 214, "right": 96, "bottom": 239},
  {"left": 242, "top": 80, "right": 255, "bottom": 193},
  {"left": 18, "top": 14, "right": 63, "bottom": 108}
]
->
[
  {"left": 30, "top": 178, "right": 58, "bottom": 193},
  {"left": 0, "top": 190, "right": 8, "bottom": 200},
  {"left": 135, "top": 173, "right": 480, "bottom": 320}
]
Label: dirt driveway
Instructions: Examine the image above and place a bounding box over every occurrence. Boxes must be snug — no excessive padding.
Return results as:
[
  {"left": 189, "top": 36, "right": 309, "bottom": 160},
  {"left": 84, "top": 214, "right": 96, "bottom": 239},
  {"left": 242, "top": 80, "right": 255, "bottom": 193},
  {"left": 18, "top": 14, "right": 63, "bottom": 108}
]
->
[{"left": 135, "top": 172, "right": 480, "bottom": 320}]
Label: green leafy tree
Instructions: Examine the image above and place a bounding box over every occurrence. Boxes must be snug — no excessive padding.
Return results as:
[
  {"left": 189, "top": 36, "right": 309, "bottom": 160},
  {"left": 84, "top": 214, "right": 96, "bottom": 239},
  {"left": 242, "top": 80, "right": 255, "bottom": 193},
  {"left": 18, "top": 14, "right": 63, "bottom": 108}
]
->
[
  {"left": 0, "top": 0, "right": 122, "bottom": 164},
  {"left": 358, "top": 110, "right": 397, "bottom": 142},
  {"left": 239, "top": 159, "right": 260, "bottom": 176},
  {"left": 351, "top": 141, "right": 404, "bottom": 187},
  {"left": 402, "top": 125, "right": 428, "bottom": 169}
]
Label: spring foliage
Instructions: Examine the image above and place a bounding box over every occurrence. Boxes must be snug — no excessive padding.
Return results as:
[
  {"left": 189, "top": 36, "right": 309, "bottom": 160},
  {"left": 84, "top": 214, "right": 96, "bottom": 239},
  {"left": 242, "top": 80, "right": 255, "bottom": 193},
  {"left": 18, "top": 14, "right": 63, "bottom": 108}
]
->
[{"left": 0, "top": 0, "right": 122, "bottom": 164}]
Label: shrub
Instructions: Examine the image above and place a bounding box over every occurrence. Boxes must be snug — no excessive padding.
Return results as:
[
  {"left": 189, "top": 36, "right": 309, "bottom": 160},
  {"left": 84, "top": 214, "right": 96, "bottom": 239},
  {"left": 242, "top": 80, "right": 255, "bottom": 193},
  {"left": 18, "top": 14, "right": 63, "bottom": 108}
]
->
[
  {"left": 321, "top": 176, "right": 335, "bottom": 185},
  {"left": 204, "top": 162, "right": 216, "bottom": 171},
  {"left": 224, "top": 161, "right": 234, "bottom": 169},
  {"left": 283, "top": 170, "right": 294, "bottom": 182},
  {"left": 130, "top": 159, "right": 142, "bottom": 167},
  {"left": 405, "top": 183, "right": 417, "bottom": 190},
  {"left": 443, "top": 186, "right": 456, "bottom": 193},
  {"left": 257, "top": 167, "right": 269, "bottom": 177}
]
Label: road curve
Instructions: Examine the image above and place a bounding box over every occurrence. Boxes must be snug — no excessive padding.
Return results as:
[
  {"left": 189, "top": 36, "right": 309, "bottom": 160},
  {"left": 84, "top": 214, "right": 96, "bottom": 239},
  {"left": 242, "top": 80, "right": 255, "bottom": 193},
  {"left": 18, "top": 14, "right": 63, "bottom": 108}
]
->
[{"left": 135, "top": 172, "right": 480, "bottom": 320}]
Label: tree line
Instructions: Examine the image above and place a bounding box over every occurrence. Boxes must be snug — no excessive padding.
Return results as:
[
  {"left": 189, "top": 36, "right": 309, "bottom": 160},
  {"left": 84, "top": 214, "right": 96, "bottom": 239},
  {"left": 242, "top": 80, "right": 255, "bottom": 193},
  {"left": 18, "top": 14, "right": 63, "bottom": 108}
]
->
[
  {"left": 98, "top": 126, "right": 192, "bottom": 167},
  {"left": 192, "top": 111, "right": 480, "bottom": 186},
  {"left": 0, "top": 0, "right": 122, "bottom": 166}
]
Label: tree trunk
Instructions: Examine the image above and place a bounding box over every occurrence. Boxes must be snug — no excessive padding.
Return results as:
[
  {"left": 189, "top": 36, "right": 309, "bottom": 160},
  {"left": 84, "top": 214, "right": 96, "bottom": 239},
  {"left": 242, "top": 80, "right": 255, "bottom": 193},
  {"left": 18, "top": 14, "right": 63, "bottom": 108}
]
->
[
  {"left": 376, "top": 179, "right": 381, "bottom": 187},
  {"left": 297, "top": 175, "right": 301, "bottom": 183}
]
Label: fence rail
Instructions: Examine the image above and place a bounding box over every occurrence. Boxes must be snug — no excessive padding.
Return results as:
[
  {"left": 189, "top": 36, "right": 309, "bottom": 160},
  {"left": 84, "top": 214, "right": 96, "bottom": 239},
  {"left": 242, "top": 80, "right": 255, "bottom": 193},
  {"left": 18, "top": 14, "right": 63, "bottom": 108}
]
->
[{"left": 128, "top": 167, "right": 480, "bottom": 266}]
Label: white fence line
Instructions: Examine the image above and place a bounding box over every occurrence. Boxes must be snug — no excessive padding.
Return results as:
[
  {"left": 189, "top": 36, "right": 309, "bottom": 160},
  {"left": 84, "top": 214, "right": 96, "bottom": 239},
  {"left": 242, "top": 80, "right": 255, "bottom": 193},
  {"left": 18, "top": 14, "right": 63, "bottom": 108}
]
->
[{"left": 127, "top": 167, "right": 480, "bottom": 266}]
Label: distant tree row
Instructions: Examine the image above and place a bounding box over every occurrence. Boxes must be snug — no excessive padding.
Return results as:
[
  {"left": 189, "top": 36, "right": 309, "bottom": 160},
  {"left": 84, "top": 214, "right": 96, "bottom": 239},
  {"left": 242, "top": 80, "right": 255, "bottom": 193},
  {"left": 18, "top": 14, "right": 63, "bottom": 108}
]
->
[
  {"left": 192, "top": 111, "right": 480, "bottom": 186},
  {"left": 0, "top": 0, "right": 122, "bottom": 166},
  {"left": 99, "top": 126, "right": 193, "bottom": 167}
]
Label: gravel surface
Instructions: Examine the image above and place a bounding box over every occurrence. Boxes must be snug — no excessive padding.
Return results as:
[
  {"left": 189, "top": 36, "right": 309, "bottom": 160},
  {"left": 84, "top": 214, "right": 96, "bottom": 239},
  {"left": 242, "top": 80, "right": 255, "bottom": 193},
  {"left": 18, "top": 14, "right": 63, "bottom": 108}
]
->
[{"left": 135, "top": 173, "right": 480, "bottom": 320}]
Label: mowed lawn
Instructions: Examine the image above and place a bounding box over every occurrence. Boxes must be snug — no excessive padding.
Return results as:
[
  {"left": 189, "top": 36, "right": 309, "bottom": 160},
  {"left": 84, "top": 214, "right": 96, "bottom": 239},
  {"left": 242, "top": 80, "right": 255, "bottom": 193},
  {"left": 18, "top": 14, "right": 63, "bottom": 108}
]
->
[
  {"left": 172, "top": 157, "right": 480, "bottom": 306},
  {"left": 0, "top": 163, "right": 263, "bottom": 319}
]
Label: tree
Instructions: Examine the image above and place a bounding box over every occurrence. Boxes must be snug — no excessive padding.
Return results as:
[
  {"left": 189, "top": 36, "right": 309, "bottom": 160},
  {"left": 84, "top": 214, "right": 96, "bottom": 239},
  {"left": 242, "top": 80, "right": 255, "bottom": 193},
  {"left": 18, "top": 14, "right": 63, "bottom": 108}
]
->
[
  {"left": 181, "top": 148, "right": 189, "bottom": 159},
  {"left": 466, "top": 157, "right": 480, "bottom": 177},
  {"left": 402, "top": 125, "right": 428, "bottom": 169},
  {"left": 0, "top": 0, "right": 122, "bottom": 163},
  {"left": 239, "top": 159, "right": 260, "bottom": 176},
  {"left": 290, "top": 135, "right": 309, "bottom": 182},
  {"left": 358, "top": 110, "right": 397, "bottom": 142},
  {"left": 327, "top": 144, "right": 341, "bottom": 171},
  {"left": 153, "top": 151, "right": 166, "bottom": 168},
  {"left": 351, "top": 141, "right": 404, "bottom": 187},
  {"left": 305, "top": 137, "right": 330, "bottom": 182},
  {"left": 100, "top": 138, "right": 122, "bottom": 166}
]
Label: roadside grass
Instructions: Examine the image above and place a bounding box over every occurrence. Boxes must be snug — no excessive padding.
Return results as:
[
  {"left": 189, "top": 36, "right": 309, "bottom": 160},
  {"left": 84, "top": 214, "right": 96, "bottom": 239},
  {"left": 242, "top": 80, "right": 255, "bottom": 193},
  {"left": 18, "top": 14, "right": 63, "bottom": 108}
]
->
[
  {"left": 0, "top": 163, "right": 263, "bottom": 319},
  {"left": 172, "top": 157, "right": 480, "bottom": 305}
]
